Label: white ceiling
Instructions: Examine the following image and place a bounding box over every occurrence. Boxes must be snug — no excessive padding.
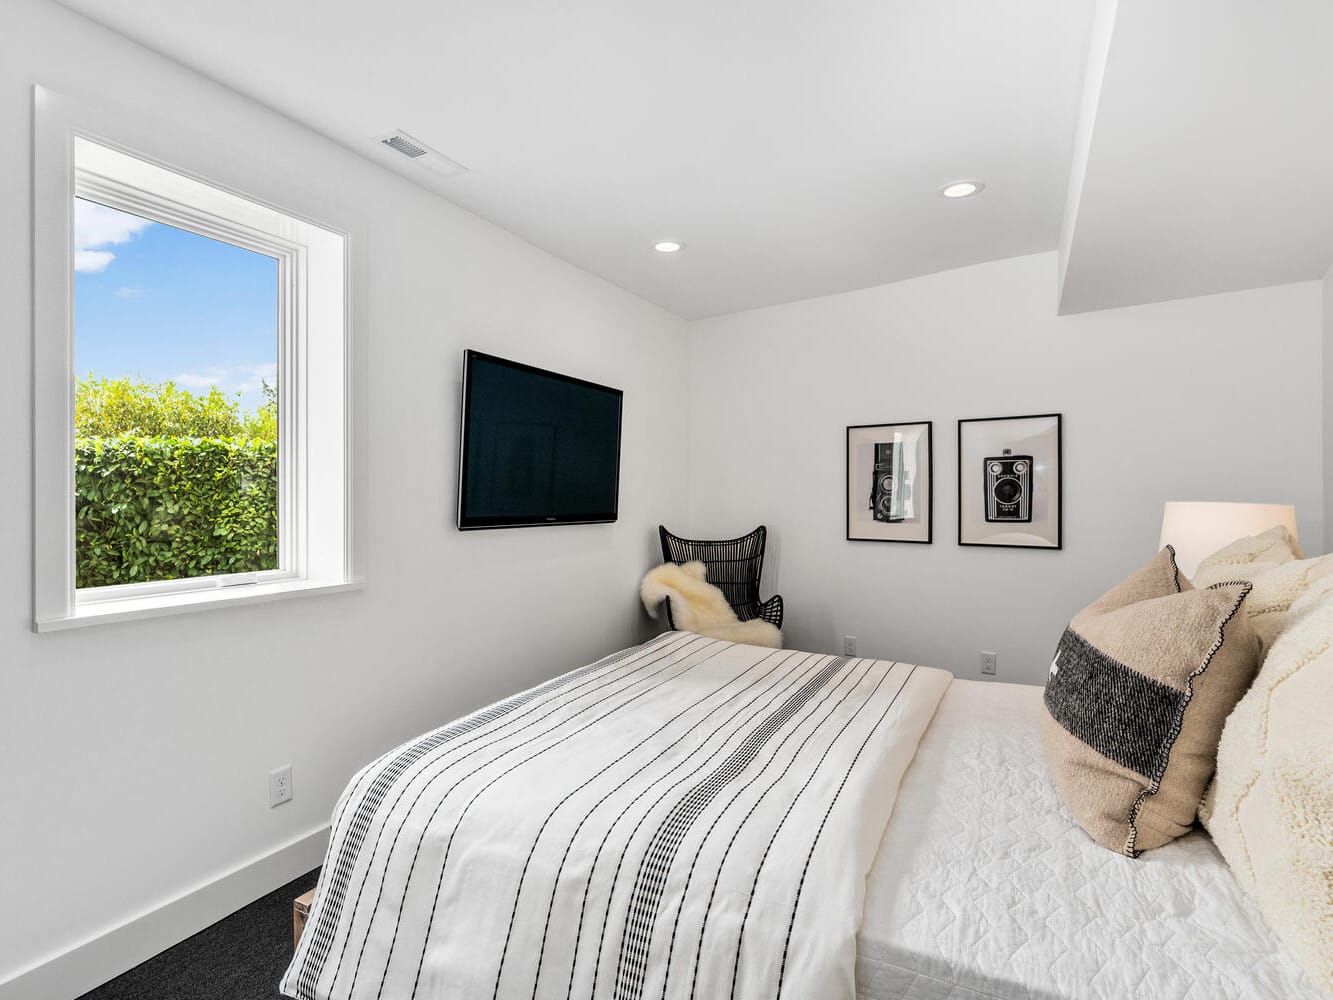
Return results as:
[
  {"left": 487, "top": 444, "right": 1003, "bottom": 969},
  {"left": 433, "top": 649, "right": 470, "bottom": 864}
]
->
[
  {"left": 53, "top": 0, "right": 1096, "bottom": 319},
  {"left": 51, "top": 0, "right": 1333, "bottom": 319},
  {"left": 1059, "top": 1, "right": 1333, "bottom": 314}
]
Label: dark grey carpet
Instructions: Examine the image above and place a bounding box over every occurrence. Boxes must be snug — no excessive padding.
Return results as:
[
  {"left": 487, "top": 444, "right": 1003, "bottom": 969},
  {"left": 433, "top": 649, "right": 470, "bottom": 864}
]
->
[{"left": 76, "top": 868, "right": 320, "bottom": 1000}]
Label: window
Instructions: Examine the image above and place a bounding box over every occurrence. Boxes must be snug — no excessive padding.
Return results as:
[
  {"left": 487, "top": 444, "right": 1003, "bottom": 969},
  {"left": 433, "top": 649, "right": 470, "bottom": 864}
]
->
[
  {"left": 74, "top": 196, "right": 282, "bottom": 590},
  {"left": 35, "top": 90, "right": 356, "bottom": 629}
]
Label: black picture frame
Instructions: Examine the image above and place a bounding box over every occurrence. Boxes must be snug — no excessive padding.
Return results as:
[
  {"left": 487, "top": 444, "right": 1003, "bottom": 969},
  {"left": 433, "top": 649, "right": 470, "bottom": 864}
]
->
[
  {"left": 957, "top": 413, "right": 1062, "bottom": 550},
  {"left": 846, "top": 421, "right": 933, "bottom": 544}
]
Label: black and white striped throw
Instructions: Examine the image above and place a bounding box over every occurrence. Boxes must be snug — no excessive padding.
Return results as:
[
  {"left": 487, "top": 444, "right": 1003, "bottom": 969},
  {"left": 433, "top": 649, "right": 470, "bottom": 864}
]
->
[{"left": 281, "top": 632, "right": 950, "bottom": 1000}]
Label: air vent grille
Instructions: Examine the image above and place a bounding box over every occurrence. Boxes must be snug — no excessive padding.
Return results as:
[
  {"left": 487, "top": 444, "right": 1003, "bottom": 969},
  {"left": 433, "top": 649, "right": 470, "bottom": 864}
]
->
[
  {"left": 382, "top": 134, "right": 428, "bottom": 159},
  {"left": 372, "top": 129, "right": 469, "bottom": 178}
]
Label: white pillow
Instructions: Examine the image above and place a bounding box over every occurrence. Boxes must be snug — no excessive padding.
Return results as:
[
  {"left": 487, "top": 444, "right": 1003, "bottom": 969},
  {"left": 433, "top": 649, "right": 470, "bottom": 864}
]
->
[
  {"left": 1200, "top": 581, "right": 1333, "bottom": 993},
  {"left": 1191, "top": 525, "right": 1304, "bottom": 580},
  {"left": 1192, "top": 527, "right": 1331, "bottom": 653}
]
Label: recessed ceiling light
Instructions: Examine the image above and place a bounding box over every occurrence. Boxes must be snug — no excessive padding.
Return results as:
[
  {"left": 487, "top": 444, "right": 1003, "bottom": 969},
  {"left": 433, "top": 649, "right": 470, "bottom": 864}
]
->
[
  {"left": 939, "top": 180, "right": 984, "bottom": 199},
  {"left": 653, "top": 240, "right": 685, "bottom": 253}
]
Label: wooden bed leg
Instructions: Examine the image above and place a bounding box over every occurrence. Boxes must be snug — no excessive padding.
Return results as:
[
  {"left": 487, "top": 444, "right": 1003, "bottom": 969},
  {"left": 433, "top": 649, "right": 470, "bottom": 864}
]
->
[{"left": 293, "top": 888, "right": 316, "bottom": 949}]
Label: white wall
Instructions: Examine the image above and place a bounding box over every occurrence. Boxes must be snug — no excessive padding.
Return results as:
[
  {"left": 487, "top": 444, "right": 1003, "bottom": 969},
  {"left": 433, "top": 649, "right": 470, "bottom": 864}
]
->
[
  {"left": 0, "top": 0, "right": 687, "bottom": 990},
  {"left": 686, "top": 253, "right": 1323, "bottom": 684}
]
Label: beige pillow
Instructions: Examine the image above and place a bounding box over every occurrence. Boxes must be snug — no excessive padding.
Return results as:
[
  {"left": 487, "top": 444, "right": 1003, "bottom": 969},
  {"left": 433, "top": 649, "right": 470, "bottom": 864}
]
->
[
  {"left": 1193, "top": 528, "right": 1333, "bottom": 652},
  {"left": 1041, "top": 547, "right": 1259, "bottom": 856},
  {"left": 1201, "top": 583, "right": 1333, "bottom": 993}
]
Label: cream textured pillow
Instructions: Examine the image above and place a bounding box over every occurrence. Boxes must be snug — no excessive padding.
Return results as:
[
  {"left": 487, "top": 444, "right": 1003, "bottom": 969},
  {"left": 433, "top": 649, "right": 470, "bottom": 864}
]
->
[
  {"left": 1193, "top": 528, "right": 1333, "bottom": 652},
  {"left": 1041, "top": 547, "right": 1259, "bottom": 856},
  {"left": 1192, "top": 524, "right": 1305, "bottom": 580},
  {"left": 1200, "top": 583, "right": 1333, "bottom": 993}
]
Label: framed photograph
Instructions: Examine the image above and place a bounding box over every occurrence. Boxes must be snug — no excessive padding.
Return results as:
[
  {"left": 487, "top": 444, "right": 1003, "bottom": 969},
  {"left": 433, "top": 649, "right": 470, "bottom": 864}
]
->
[
  {"left": 958, "top": 413, "right": 1062, "bottom": 549},
  {"left": 846, "top": 421, "right": 932, "bottom": 543}
]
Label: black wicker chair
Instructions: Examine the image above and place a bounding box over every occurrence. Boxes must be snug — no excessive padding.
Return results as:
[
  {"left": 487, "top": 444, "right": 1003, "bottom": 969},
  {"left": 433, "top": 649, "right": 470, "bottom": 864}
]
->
[{"left": 657, "top": 524, "right": 784, "bottom": 629}]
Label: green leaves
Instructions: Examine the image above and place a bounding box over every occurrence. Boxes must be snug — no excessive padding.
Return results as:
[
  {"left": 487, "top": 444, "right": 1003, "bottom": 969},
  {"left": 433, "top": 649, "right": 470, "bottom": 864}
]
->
[
  {"left": 72, "top": 377, "right": 280, "bottom": 588},
  {"left": 75, "top": 375, "right": 277, "bottom": 442},
  {"left": 75, "top": 436, "right": 278, "bottom": 589}
]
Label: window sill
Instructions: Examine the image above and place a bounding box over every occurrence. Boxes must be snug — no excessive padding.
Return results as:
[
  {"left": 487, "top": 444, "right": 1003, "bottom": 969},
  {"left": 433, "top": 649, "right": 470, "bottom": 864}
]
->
[{"left": 34, "top": 578, "right": 364, "bottom": 633}]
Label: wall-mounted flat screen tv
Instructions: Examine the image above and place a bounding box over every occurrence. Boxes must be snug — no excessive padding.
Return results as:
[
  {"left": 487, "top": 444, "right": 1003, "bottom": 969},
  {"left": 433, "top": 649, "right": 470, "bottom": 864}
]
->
[{"left": 457, "top": 350, "right": 623, "bottom": 529}]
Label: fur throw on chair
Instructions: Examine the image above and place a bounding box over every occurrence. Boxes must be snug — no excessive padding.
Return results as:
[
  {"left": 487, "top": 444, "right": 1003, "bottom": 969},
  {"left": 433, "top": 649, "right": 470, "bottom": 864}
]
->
[{"left": 640, "top": 561, "right": 783, "bottom": 649}]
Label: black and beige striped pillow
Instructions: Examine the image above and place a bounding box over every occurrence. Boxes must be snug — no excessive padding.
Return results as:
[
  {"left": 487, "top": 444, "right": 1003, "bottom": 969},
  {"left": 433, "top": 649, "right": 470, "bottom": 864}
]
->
[{"left": 1041, "top": 547, "right": 1260, "bottom": 856}]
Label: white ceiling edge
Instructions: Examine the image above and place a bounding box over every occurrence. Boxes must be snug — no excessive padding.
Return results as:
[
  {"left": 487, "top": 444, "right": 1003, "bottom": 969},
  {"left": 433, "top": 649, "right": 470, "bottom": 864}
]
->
[
  {"left": 40, "top": 0, "right": 1329, "bottom": 324},
  {"left": 1057, "top": 0, "right": 1119, "bottom": 310},
  {"left": 46, "top": 0, "right": 1095, "bottom": 322},
  {"left": 1057, "top": 0, "right": 1333, "bottom": 316}
]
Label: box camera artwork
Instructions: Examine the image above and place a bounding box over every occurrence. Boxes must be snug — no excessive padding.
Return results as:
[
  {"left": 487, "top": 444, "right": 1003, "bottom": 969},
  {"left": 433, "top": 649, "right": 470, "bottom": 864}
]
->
[
  {"left": 847, "top": 421, "right": 932, "bottom": 543},
  {"left": 983, "top": 449, "right": 1032, "bottom": 522},
  {"left": 870, "top": 441, "right": 911, "bottom": 522},
  {"left": 958, "top": 413, "right": 1061, "bottom": 549}
]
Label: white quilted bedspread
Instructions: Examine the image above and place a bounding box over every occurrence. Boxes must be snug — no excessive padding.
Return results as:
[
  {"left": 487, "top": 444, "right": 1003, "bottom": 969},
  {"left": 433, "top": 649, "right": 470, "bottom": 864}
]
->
[{"left": 855, "top": 679, "right": 1323, "bottom": 1000}]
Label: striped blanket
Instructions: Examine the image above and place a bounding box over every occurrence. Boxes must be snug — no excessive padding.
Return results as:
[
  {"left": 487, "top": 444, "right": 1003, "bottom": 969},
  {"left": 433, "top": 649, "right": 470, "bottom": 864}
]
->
[{"left": 282, "top": 632, "right": 950, "bottom": 1000}]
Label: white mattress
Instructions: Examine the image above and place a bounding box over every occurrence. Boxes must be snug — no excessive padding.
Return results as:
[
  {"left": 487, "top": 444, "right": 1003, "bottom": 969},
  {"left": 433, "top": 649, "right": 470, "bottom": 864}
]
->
[{"left": 854, "top": 679, "right": 1322, "bottom": 1000}]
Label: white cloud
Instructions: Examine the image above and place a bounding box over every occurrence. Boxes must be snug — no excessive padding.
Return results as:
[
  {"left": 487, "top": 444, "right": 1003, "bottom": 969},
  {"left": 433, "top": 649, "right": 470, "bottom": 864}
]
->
[
  {"left": 232, "top": 362, "right": 278, "bottom": 395},
  {"left": 74, "top": 199, "right": 154, "bottom": 274},
  {"left": 74, "top": 249, "right": 116, "bottom": 273},
  {"left": 174, "top": 370, "right": 225, "bottom": 390},
  {"left": 173, "top": 363, "right": 277, "bottom": 396}
]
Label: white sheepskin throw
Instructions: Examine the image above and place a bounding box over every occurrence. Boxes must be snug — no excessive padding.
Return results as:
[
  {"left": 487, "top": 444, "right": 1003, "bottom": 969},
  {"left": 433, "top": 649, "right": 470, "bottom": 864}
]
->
[{"left": 640, "top": 561, "right": 782, "bottom": 649}]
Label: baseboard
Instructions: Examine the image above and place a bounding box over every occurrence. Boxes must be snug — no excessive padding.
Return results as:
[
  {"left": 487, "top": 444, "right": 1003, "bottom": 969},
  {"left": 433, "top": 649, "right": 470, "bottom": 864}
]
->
[{"left": 0, "top": 824, "right": 329, "bottom": 1000}]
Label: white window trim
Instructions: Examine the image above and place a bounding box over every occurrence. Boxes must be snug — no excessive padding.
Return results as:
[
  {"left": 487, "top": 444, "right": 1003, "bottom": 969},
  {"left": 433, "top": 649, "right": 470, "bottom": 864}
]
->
[{"left": 33, "top": 86, "right": 362, "bottom": 631}]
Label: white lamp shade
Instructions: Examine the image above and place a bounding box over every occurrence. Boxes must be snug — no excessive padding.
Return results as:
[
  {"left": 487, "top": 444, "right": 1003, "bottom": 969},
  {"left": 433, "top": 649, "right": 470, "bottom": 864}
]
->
[{"left": 1159, "top": 501, "right": 1298, "bottom": 579}]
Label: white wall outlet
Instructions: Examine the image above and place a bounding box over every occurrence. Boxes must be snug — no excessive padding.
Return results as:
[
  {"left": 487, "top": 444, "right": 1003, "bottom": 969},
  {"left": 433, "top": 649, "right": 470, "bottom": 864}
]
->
[
  {"left": 269, "top": 764, "right": 293, "bottom": 808},
  {"left": 843, "top": 635, "right": 857, "bottom": 656},
  {"left": 980, "top": 650, "right": 998, "bottom": 676}
]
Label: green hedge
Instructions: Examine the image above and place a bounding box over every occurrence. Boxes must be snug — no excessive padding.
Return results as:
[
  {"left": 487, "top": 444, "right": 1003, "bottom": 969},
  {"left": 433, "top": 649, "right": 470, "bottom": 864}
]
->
[{"left": 75, "top": 437, "right": 278, "bottom": 588}]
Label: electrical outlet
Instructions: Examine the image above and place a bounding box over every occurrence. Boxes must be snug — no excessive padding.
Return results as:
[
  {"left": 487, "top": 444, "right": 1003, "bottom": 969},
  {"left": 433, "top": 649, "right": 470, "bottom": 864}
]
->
[
  {"left": 269, "top": 764, "right": 293, "bottom": 808},
  {"left": 843, "top": 635, "right": 857, "bottom": 656},
  {"left": 980, "top": 650, "right": 998, "bottom": 676}
]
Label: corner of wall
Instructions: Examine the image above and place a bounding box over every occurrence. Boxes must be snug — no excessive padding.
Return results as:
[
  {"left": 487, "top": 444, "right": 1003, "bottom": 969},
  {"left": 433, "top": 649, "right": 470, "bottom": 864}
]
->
[
  {"left": 1322, "top": 263, "right": 1333, "bottom": 552},
  {"left": 1056, "top": 0, "right": 1120, "bottom": 313},
  {"left": 680, "top": 321, "right": 697, "bottom": 539}
]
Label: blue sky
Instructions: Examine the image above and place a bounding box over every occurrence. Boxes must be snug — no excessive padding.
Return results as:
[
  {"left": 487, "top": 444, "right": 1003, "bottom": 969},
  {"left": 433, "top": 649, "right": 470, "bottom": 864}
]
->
[{"left": 74, "top": 198, "right": 278, "bottom": 414}]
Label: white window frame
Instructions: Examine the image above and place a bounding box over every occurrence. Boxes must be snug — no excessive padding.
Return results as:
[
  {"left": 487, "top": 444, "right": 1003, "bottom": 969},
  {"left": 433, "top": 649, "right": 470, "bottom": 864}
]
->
[{"left": 33, "top": 86, "right": 361, "bottom": 630}]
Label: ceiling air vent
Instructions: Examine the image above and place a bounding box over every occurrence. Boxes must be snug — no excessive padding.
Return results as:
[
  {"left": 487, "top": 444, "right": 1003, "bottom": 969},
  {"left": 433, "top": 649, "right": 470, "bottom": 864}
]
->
[
  {"left": 382, "top": 133, "right": 428, "bottom": 159},
  {"left": 373, "top": 130, "right": 469, "bottom": 178}
]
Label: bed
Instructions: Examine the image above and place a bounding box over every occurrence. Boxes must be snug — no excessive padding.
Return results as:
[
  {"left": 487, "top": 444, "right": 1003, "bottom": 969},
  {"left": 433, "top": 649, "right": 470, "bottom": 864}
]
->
[
  {"left": 856, "top": 679, "right": 1321, "bottom": 1000},
  {"left": 282, "top": 633, "right": 1321, "bottom": 1000}
]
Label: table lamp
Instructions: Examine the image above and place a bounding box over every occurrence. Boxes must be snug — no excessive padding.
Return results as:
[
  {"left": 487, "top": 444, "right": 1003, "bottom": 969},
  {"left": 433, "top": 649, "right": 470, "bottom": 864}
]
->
[{"left": 1159, "top": 501, "right": 1298, "bottom": 578}]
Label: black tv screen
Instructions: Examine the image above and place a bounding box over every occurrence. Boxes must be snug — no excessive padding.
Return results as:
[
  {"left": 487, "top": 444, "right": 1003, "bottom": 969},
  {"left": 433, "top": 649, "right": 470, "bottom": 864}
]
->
[{"left": 457, "top": 350, "right": 623, "bottom": 529}]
